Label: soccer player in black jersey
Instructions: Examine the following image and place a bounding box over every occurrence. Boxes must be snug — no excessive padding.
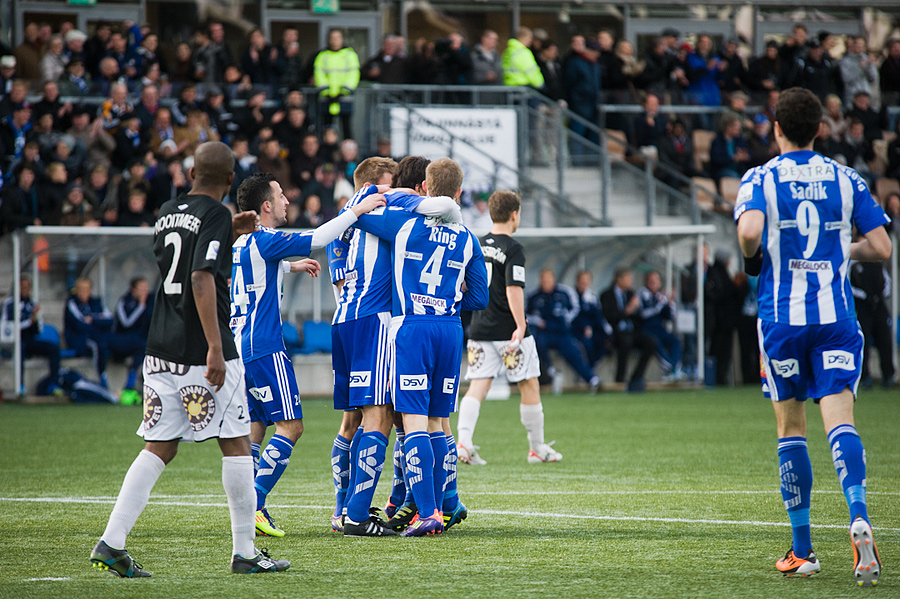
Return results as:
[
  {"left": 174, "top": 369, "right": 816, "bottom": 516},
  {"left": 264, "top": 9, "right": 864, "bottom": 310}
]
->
[
  {"left": 91, "top": 141, "right": 290, "bottom": 577},
  {"left": 456, "top": 190, "right": 562, "bottom": 464}
]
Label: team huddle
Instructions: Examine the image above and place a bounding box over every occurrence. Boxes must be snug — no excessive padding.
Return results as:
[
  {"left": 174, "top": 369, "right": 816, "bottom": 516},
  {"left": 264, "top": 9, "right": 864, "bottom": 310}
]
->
[{"left": 89, "top": 86, "right": 886, "bottom": 587}]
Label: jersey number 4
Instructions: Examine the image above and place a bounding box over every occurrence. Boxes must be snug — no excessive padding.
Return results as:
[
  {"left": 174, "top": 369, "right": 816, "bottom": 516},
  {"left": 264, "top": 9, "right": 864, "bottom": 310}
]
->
[{"left": 420, "top": 246, "right": 446, "bottom": 295}]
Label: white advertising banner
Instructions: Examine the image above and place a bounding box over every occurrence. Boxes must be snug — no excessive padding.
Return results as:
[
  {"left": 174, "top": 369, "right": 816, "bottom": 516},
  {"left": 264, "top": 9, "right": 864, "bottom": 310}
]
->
[{"left": 389, "top": 107, "right": 519, "bottom": 192}]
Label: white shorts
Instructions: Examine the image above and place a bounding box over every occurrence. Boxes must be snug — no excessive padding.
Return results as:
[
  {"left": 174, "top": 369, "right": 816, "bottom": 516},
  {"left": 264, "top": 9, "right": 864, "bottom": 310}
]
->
[
  {"left": 464, "top": 336, "right": 541, "bottom": 383},
  {"left": 137, "top": 356, "right": 250, "bottom": 442}
]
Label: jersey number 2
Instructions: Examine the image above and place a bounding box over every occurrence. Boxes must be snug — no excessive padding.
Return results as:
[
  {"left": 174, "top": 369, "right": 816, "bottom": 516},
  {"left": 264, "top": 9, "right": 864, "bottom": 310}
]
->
[{"left": 163, "top": 232, "right": 183, "bottom": 295}]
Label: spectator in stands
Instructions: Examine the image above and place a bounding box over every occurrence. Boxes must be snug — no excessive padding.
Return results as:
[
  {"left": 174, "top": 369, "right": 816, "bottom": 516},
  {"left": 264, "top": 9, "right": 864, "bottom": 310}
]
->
[
  {"left": 302, "top": 163, "right": 339, "bottom": 215},
  {"left": 108, "top": 276, "right": 153, "bottom": 400},
  {"left": 779, "top": 23, "right": 809, "bottom": 66},
  {"left": 171, "top": 42, "right": 194, "bottom": 83},
  {"left": 275, "top": 28, "right": 304, "bottom": 91},
  {"left": 599, "top": 267, "right": 656, "bottom": 392},
  {"left": 537, "top": 42, "right": 565, "bottom": 105},
  {"left": 203, "top": 86, "right": 236, "bottom": 140},
  {"left": 814, "top": 119, "right": 844, "bottom": 161},
  {"left": 839, "top": 118, "right": 875, "bottom": 184},
  {"left": 335, "top": 138, "right": 359, "bottom": 182},
  {"left": 845, "top": 90, "right": 884, "bottom": 142},
  {"left": 116, "top": 188, "right": 153, "bottom": 227},
  {"left": 39, "top": 162, "right": 69, "bottom": 225},
  {"left": 658, "top": 119, "right": 701, "bottom": 183},
  {"left": 236, "top": 88, "right": 270, "bottom": 141},
  {"left": 33, "top": 82, "right": 72, "bottom": 131},
  {"left": 8, "top": 141, "right": 44, "bottom": 183},
  {"left": 104, "top": 31, "right": 141, "bottom": 83},
  {"left": 785, "top": 37, "right": 840, "bottom": 103},
  {"left": 83, "top": 164, "right": 113, "bottom": 215},
  {"left": 527, "top": 268, "right": 601, "bottom": 391},
  {"left": 717, "top": 37, "right": 748, "bottom": 94},
  {"left": 0, "top": 165, "right": 41, "bottom": 232},
  {"left": 613, "top": 40, "right": 643, "bottom": 103},
  {"left": 290, "top": 132, "right": 321, "bottom": 188},
  {"left": 563, "top": 36, "right": 601, "bottom": 152},
  {"left": 886, "top": 120, "right": 900, "bottom": 180},
  {"left": 362, "top": 34, "right": 409, "bottom": 84},
  {"left": 175, "top": 109, "right": 219, "bottom": 157},
  {"left": 632, "top": 92, "right": 667, "bottom": 150},
  {"left": 14, "top": 23, "right": 41, "bottom": 81},
  {"left": 709, "top": 113, "right": 750, "bottom": 180},
  {"left": 747, "top": 114, "right": 779, "bottom": 168},
  {"left": 117, "top": 158, "right": 150, "bottom": 210},
  {"left": 58, "top": 59, "right": 91, "bottom": 98},
  {"left": 314, "top": 29, "right": 360, "bottom": 137},
  {"left": 41, "top": 35, "right": 68, "bottom": 84},
  {"left": 134, "top": 84, "right": 160, "bottom": 132},
  {"left": 257, "top": 137, "right": 298, "bottom": 202},
  {"left": 171, "top": 84, "right": 201, "bottom": 127},
  {"left": 147, "top": 107, "right": 181, "bottom": 156},
  {"left": 704, "top": 248, "right": 738, "bottom": 386},
  {"left": 69, "top": 109, "right": 115, "bottom": 170},
  {"left": 748, "top": 40, "right": 783, "bottom": 103},
  {"left": 136, "top": 33, "right": 166, "bottom": 78},
  {"left": 571, "top": 269, "right": 610, "bottom": 370},
  {"left": 319, "top": 126, "right": 340, "bottom": 162},
  {"left": 470, "top": 30, "right": 502, "bottom": 86},
  {"left": 638, "top": 36, "right": 673, "bottom": 99},
  {"left": 205, "top": 22, "right": 233, "bottom": 84},
  {"left": 0, "top": 79, "right": 27, "bottom": 121},
  {"left": 880, "top": 39, "right": 900, "bottom": 121},
  {"left": 274, "top": 106, "right": 309, "bottom": 156},
  {"left": 684, "top": 35, "right": 723, "bottom": 125},
  {"left": 840, "top": 36, "right": 879, "bottom": 108},
  {"left": 149, "top": 158, "right": 188, "bottom": 211},
  {"left": 294, "top": 193, "right": 324, "bottom": 228},
  {"left": 0, "top": 102, "right": 35, "bottom": 172},
  {"left": 84, "top": 22, "right": 111, "bottom": 77},
  {"left": 229, "top": 137, "right": 257, "bottom": 203},
  {"left": 92, "top": 57, "right": 124, "bottom": 99},
  {"left": 637, "top": 271, "right": 682, "bottom": 380},
  {"left": 0, "top": 55, "right": 17, "bottom": 96},
  {"left": 98, "top": 82, "right": 133, "bottom": 131},
  {"left": 59, "top": 184, "right": 100, "bottom": 226},
  {"left": 884, "top": 192, "right": 900, "bottom": 235},
  {"left": 51, "top": 135, "right": 87, "bottom": 181},
  {"left": 722, "top": 90, "right": 754, "bottom": 135},
  {"left": 1, "top": 275, "right": 62, "bottom": 395},
  {"left": 433, "top": 32, "right": 472, "bottom": 90},
  {"left": 822, "top": 94, "right": 848, "bottom": 141},
  {"left": 241, "top": 27, "right": 278, "bottom": 89},
  {"left": 34, "top": 113, "right": 63, "bottom": 157},
  {"left": 112, "top": 112, "right": 147, "bottom": 171},
  {"left": 64, "top": 277, "right": 114, "bottom": 386},
  {"left": 407, "top": 37, "right": 438, "bottom": 85}
]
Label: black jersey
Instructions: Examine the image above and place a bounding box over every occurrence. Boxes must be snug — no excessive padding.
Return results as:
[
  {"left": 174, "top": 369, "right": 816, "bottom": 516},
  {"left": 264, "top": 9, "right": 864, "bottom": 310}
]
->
[
  {"left": 468, "top": 233, "right": 531, "bottom": 341},
  {"left": 145, "top": 193, "right": 238, "bottom": 365}
]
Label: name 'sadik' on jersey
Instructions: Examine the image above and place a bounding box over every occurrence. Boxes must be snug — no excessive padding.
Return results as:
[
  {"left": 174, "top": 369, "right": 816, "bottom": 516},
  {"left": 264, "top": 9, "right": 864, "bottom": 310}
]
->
[
  {"left": 231, "top": 226, "right": 315, "bottom": 363},
  {"left": 146, "top": 194, "right": 238, "bottom": 365},
  {"left": 469, "top": 233, "right": 531, "bottom": 341},
  {"left": 733, "top": 151, "right": 890, "bottom": 326}
]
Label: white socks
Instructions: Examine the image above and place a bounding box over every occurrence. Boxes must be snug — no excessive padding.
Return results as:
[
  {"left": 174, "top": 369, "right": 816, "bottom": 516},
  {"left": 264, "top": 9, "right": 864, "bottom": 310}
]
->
[
  {"left": 456, "top": 396, "right": 482, "bottom": 448},
  {"left": 222, "top": 455, "right": 256, "bottom": 558},
  {"left": 520, "top": 403, "right": 545, "bottom": 450},
  {"left": 101, "top": 449, "right": 166, "bottom": 549}
]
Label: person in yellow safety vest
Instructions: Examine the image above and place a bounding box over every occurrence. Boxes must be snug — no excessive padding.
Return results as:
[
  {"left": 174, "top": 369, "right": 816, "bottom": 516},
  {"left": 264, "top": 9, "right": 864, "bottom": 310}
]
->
[
  {"left": 314, "top": 29, "right": 360, "bottom": 138},
  {"left": 502, "top": 27, "right": 544, "bottom": 89}
]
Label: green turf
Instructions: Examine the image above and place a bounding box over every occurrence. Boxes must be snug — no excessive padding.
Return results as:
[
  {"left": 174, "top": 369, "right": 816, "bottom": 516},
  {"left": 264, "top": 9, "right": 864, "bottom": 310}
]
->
[{"left": 0, "top": 387, "right": 896, "bottom": 599}]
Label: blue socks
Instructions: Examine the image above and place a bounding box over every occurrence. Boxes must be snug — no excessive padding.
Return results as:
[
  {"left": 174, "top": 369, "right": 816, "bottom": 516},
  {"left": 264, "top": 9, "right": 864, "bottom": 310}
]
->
[
  {"left": 778, "top": 437, "right": 813, "bottom": 557},
  {"left": 125, "top": 369, "right": 137, "bottom": 390},
  {"left": 828, "top": 425, "right": 869, "bottom": 524},
  {"left": 388, "top": 428, "right": 407, "bottom": 507},
  {"left": 430, "top": 432, "right": 448, "bottom": 515},
  {"left": 442, "top": 434, "right": 459, "bottom": 513},
  {"left": 343, "top": 427, "right": 364, "bottom": 513},
  {"left": 255, "top": 435, "right": 293, "bottom": 512},
  {"left": 251, "top": 442, "right": 261, "bottom": 476},
  {"left": 346, "top": 431, "right": 389, "bottom": 523},
  {"left": 404, "top": 431, "right": 437, "bottom": 517},
  {"left": 331, "top": 435, "right": 351, "bottom": 517}
]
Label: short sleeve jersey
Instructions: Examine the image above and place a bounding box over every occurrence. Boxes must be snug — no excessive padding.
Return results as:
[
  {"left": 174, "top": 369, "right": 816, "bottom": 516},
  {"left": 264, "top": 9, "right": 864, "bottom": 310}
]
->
[
  {"left": 146, "top": 194, "right": 238, "bottom": 365},
  {"left": 469, "top": 233, "right": 531, "bottom": 341},
  {"left": 733, "top": 151, "right": 890, "bottom": 326},
  {"left": 231, "top": 226, "right": 314, "bottom": 362},
  {"left": 327, "top": 187, "right": 424, "bottom": 324},
  {"left": 355, "top": 207, "right": 488, "bottom": 317}
]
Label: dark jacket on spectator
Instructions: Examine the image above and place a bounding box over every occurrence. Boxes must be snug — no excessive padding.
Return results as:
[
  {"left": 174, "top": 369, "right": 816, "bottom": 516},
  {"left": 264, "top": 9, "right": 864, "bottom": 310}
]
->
[
  {"left": 886, "top": 137, "right": 900, "bottom": 179},
  {"left": 0, "top": 183, "right": 40, "bottom": 232},
  {"left": 845, "top": 105, "right": 885, "bottom": 142},
  {"left": 241, "top": 44, "right": 279, "bottom": 87},
  {"left": 538, "top": 55, "right": 565, "bottom": 102},
  {"left": 658, "top": 129, "right": 701, "bottom": 178},
  {"left": 787, "top": 54, "right": 840, "bottom": 102},
  {"left": 639, "top": 49, "right": 672, "bottom": 97},
  {"left": 362, "top": 50, "right": 409, "bottom": 84},
  {"left": 112, "top": 128, "right": 147, "bottom": 171},
  {"left": 563, "top": 52, "right": 601, "bottom": 119}
]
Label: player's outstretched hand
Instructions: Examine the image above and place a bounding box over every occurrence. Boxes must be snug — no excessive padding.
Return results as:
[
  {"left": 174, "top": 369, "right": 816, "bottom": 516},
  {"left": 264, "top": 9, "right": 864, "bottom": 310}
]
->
[
  {"left": 205, "top": 347, "right": 226, "bottom": 392},
  {"left": 232, "top": 211, "right": 260, "bottom": 239},
  {"left": 290, "top": 258, "right": 321, "bottom": 277},
  {"left": 508, "top": 327, "right": 525, "bottom": 350},
  {"left": 351, "top": 193, "right": 386, "bottom": 217}
]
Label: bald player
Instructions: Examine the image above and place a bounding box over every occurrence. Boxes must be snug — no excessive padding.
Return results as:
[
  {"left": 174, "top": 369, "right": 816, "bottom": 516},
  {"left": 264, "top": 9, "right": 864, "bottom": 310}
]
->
[{"left": 91, "top": 142, "right": 290, "bottom": 577}]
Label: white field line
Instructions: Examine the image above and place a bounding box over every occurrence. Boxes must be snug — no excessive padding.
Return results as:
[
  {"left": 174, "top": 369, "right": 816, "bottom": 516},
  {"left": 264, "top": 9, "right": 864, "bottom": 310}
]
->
[
  {"left": 74, "top": 490, "right": 900, "bottom": 498},
  {"left": 23, "top": 577, "right": 72, "bottom": 582},
  {"left": 2, "top": 496, "right": 899, "bottom": 532}
]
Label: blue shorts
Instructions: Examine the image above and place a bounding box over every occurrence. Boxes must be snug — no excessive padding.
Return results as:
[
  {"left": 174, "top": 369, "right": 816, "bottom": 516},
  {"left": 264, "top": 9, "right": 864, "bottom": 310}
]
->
[
  {"left": 244, "top": 351, "right": 302, "bottom": 425},
  {"left": 331, "top": 312, "right": 392, "bottom": 411},
  {"left": 390, "top": 315, "right": 463, "bottom": 418},
  {"left": 758, "top": 318, "right": 864, "bottom": 403}
]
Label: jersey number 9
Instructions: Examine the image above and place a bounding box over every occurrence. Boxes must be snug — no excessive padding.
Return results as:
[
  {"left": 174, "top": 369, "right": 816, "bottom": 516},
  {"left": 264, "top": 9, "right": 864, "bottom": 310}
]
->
[{"left": 796, "top": 200, "right": 820, "bottom": 259}]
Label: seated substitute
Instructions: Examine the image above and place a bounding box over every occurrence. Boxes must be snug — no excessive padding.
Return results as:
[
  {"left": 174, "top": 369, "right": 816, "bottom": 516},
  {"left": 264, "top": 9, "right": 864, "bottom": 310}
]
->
[
  {"left": 1, "top": 275, "right": 62, "bottom": 396},
  {"left": 637, "top": 271, "right": 683, "bottom": 380},
  {"left": 109, "top": 277, "right": 154, "bottom": 405},
  {"left": 571, "top": 269, "right": 611, "bottom": 370},
  {"left": 599, "top": 268, "right": 657, "bottom": 392},
  {"left": 64, "top": 277, "right": 114, "bottom": 387}
]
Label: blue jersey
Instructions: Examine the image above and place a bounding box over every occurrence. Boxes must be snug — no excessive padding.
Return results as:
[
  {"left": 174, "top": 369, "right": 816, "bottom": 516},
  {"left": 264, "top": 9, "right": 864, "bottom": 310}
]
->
[
  {"left": 327, "top": 187, "right": 425, "bottom": 324},
  {"left": 231, "top": 226, "right": 313, "bottom": 362},
  {"left": 734, "top": 151, "right": 889, "bottom": 326},
  {"left": 355, "top": 207, "right": 489, "bottom": 317}
]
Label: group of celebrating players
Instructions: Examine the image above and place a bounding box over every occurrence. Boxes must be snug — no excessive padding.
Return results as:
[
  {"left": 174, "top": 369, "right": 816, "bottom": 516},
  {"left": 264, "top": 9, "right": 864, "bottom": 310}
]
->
[{"left": 89, "top": 86, "right": 884, "bottom": 588}]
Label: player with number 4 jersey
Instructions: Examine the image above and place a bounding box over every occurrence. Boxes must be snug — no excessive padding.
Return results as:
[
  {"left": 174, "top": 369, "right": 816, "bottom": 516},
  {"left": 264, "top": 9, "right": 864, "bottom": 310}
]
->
[{"left": 735, "top": 88, "right": 889, "bottom": 586}]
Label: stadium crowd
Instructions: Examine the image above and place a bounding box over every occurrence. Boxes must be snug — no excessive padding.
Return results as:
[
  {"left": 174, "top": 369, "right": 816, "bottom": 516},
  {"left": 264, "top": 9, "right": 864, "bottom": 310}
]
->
[{"left": 1, "top": 20, "right": 900, "bottom": 233}]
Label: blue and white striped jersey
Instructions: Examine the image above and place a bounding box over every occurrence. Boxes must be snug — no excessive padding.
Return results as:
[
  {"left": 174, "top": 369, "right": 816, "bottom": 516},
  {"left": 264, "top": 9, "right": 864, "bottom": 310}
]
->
[
  {"left": 734, "top": 150, "right": 890, "bottom": 326},
  {"left": 355, "top": 207, "right": 489, "bottom": 317},
  {"left": 327, "top": 187, "right": 462, "bottom": 324},
  {"left": 231, "top": 226, "right": 313, "bottom": 362}
]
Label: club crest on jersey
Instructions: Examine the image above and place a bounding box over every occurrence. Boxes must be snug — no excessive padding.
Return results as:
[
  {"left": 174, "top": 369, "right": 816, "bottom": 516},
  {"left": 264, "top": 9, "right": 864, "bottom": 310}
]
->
[
  {"left": 771, "top": 358, "right": 799, "bottom": 378},
  {"left": 823, "top": 350, "right": 855, "bottom": 371},
  {"left": 790, "top": 181, "right": 827, "bottom": 201},
  {"left": 144, "top": 356, "right": 189, "bottom": 376},
  {"left": 142, "top": 386, "right": 163, "bottom": 429},
  {"left": 399, "top": 375, "right": 427, "bottom": 390},
  {"left": 349, "top": 371, "right": 371, "bottom": 387},
  {"left": 503, "top": 345, "right": 525, "bottom": 375},
  {"left": 180, "top": 385, "right": 216, "bottom": 431},
  {"left": 467, "top": 341, "right": 485, "bottom": 368}
]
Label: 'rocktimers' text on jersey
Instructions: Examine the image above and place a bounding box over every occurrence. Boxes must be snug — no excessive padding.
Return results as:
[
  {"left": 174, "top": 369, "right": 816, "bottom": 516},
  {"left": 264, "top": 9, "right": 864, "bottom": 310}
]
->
[{"left": 733, "top": 151, "right": 890, "bottom": 326}]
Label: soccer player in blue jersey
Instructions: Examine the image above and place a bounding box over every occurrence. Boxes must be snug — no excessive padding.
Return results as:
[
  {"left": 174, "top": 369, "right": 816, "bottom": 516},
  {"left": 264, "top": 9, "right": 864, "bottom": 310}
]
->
[
  {"left": 231, "top": 172, "right": 384, "bottom": 537},
  {"left": 327, "top": 157, "right": 464, "bottom": 536},
  {"left": 735, "top": 87, "right": 889, "bottom": 586},
  {"left": 353, "top": 158, "right": 489, "bottom": 536}
]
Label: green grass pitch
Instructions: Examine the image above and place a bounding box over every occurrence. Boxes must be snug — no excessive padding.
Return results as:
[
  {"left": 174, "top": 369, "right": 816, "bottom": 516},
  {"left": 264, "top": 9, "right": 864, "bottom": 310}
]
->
[{"left": 0, "top": 387, "right": 896, "bottom": 599}]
